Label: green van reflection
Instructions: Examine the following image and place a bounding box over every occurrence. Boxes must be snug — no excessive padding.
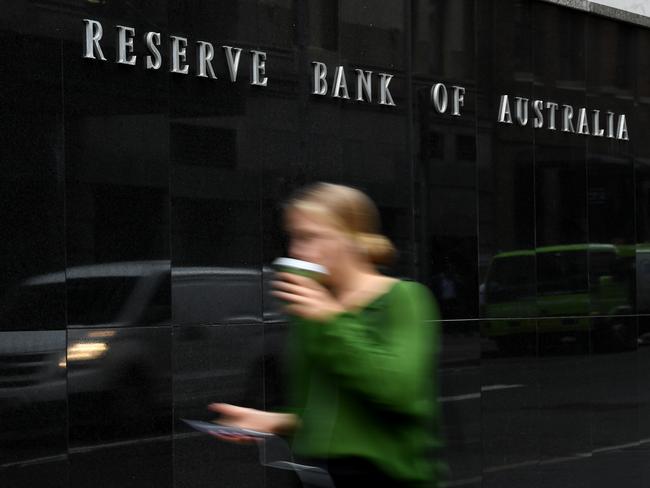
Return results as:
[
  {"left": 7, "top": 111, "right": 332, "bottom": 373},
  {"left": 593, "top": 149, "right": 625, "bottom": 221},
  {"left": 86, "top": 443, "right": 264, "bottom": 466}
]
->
[{"left": 481, "top": 243, "right": 636, "bottom": 353}]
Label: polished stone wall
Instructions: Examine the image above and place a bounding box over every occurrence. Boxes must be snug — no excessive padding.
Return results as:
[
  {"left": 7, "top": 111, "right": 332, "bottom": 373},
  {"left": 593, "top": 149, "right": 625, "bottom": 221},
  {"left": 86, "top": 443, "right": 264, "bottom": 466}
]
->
[{"left": 0, "top": 1, "right": 648, "bottom": 487}]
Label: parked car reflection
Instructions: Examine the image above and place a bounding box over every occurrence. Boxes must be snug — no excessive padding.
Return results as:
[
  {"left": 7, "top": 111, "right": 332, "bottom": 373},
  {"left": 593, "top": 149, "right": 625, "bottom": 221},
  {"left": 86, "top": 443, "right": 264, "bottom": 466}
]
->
[
  {"left": 0, "top": 330, "right": 67, "bottom": 465},
  {"left": 0, "top": 261, "right": 281, "bottom": 463},
  {"left": 482, "top": 243, "right": 638, "bottom": 353}
]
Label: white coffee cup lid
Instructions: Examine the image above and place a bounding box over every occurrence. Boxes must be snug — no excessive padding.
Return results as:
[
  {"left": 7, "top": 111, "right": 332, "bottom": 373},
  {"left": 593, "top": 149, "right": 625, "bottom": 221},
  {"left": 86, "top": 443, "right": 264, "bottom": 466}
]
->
[{"left": 272, "top": 257, "right": 328, "bottom": 275}]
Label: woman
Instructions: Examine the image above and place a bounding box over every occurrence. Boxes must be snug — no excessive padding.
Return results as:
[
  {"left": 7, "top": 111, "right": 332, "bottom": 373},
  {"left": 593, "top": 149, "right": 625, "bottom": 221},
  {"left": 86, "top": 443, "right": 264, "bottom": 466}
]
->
[{"left": 211, "top": 182, "right": 444, "bottom": 487}]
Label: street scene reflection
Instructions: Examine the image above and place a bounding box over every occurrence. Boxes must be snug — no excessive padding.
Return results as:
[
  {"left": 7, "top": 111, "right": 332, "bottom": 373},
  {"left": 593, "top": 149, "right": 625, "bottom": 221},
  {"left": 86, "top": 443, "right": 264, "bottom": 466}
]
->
[
  {"left": 482, "top": 243, "right": 641, "bottom": 354},
  {"left": 0, "top": 262, "right": 280, "bottom": 488}
]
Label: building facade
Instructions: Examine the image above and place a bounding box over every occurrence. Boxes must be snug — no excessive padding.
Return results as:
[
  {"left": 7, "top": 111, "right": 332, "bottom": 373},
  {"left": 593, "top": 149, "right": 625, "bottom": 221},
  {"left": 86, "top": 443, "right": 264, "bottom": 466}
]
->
[{"left": 1, "top": 0, "right": 649, "bottom": 487}]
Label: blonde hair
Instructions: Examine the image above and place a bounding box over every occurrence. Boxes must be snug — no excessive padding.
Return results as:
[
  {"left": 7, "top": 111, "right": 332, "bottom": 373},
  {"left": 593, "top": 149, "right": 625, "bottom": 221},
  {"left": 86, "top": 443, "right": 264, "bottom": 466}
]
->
[{"left": 284, "top": 182, "right": 396, "bottom": 266}]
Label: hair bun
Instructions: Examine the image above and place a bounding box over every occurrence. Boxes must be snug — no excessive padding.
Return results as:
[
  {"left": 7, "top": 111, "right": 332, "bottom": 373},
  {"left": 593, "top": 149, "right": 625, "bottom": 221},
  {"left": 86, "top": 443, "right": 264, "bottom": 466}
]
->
[{"left": 357, "top": 233, "right": 396, "bottom": 266}]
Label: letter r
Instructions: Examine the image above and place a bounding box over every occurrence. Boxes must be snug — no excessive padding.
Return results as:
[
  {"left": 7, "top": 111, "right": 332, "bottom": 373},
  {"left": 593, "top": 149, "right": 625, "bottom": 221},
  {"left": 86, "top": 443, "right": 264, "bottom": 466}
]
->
[{"left": 83, "top": 19, "right": 106, "bottom": 60}]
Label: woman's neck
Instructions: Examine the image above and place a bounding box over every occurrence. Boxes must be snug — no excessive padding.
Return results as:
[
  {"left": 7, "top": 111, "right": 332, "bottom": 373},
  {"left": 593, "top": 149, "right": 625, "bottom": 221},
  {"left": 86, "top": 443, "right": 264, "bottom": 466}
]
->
[{"left": 328, "top": 260, "right": 378, "bottom": 299}]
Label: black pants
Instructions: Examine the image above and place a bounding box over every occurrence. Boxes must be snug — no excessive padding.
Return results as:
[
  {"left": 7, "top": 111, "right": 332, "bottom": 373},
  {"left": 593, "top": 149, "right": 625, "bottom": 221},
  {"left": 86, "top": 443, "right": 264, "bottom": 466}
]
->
[{"left": 300, "top": 457, "right": 432, "bottom": 488}]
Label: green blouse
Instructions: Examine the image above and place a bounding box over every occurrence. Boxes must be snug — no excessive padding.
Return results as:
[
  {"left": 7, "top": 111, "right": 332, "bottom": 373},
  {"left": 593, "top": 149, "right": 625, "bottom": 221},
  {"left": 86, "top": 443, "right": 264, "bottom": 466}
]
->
[{"left": 285, "top": 280, "right": 445, "bottom": 484}]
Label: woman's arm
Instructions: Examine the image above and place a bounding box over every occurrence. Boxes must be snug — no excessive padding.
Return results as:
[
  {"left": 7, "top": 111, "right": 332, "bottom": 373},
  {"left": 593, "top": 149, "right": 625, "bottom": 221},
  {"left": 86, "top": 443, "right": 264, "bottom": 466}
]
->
[
  {"left": 309, "top": 282, "right": 440, "bottom": 413},
  {"left": 208, "top": 403, "right": 299, "bottom": 436}
]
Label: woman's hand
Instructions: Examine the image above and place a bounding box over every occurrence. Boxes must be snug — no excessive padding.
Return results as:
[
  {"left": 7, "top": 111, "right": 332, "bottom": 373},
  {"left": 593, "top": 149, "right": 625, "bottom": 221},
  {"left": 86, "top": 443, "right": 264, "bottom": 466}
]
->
[
  {"left": 272, "top": 272, "right": 345, "bottom": 321},
  {"left": 207, "top": 403, "right": 297, "bottom": 443}
]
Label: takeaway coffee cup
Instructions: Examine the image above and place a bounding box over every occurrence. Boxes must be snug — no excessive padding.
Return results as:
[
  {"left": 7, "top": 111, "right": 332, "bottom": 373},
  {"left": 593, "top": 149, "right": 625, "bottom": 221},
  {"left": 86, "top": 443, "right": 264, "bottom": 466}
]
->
[{"left": 272, "top": 257, "right": 328, "bottom": 283}]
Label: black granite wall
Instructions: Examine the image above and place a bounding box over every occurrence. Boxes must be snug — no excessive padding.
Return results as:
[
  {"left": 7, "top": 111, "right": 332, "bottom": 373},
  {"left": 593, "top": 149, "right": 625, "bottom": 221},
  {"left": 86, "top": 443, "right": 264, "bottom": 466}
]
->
[{"left": 0, "top": 1, "right": 648, "bottom": 487}]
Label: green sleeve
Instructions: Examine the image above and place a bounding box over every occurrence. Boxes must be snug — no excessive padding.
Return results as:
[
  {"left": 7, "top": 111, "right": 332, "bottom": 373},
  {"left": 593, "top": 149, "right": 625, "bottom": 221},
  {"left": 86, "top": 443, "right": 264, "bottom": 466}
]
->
[
  {"left": 278, "top": 323, "right": 310, "bottom": 417},
  {"left": 311, "top": 281, "right": 440, "bottom": 413}
]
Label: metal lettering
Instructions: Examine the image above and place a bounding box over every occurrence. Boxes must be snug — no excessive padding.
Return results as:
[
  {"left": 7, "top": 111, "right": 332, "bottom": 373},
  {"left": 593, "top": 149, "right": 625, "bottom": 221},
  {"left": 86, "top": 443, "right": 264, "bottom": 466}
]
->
[
  {"left": 497, "top": 95, "right": 512, "bottom": 124},
  {"left": 451, "top": 86, "right": 465, "bottom": 116},
  {"left": 533, "top": 100, "right": 544, "bottom": 128},
  {"left": 617, "top": 114, "right": 629, "bottom": 140},
  {"left": 312, "top": 62, "right": 328, "bottom": 95},
  {"left": 431, "top": 83, "right": 448, "bottom": 114},
  {"left": 144, "top": 32, "right": 161, "bottom": 70},
  {"left": 561, "top": 104, "right": 574, "bottom": 132},
  {"left": 332, "top": 66, "right": 350, "bottom": 99},
  {"left": 170, "top": 36, "right": 189, "bottom": 74},
  {"left": 515, "top": 97, "right": 529, "bottom": 126},
  {"left": 223, "top": 46, "right": 242, "bottom": 82},
  {"left": 355, "top": 69, "right": 372, "bottom": 102},
  {"left": 546, "top": 102, "right": 558, "bottom": 130},
  {"left": 196, "top": 41, "right": 217, "bottom": 79},
  {"left": 592, "top": 110, "right": 604, "bottom": 137},
  {"left": 116, "top": 25, "right": 136, "bottom": 65},
  {"left": 606, "top": 111, "right": 615, "bottom": 138},
  {"left": 250, "top": 50, "right": 268, "bottom": 86},
  {"left": 379, "top": 74, "right": 395, "bottom": 106},
  {"left": 83, "top": 19, "right": 106, "bottom": 60},
  {"left": 576, "top": 108, "right": 589, "bottom": 135}
]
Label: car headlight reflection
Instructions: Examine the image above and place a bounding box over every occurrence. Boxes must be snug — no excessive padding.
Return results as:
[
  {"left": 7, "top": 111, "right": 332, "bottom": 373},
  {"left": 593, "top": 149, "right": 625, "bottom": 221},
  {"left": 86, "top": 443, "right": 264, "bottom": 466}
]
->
[{"left": 66, "top": 342, "right": 109, "bottom": 362}]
